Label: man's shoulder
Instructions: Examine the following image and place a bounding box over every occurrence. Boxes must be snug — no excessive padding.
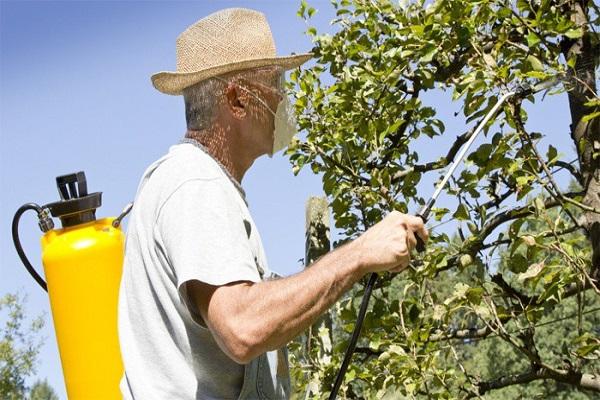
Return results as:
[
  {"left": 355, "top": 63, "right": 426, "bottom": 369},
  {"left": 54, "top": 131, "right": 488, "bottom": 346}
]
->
[
  {"left": 149, "top": 144, "right": 223, "bottom": 184},
  {"left": 160, "top": 143, "right": 222, "bottom": 180},
  {"left": 136, "top": 143, "right": 228, "bottom": 208}
]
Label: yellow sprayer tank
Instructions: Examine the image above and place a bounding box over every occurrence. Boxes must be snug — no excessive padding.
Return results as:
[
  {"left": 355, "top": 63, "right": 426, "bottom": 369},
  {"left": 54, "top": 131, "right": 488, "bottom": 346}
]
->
[{"left": 12, "top": 171, "right": 127, "bottom": 399}]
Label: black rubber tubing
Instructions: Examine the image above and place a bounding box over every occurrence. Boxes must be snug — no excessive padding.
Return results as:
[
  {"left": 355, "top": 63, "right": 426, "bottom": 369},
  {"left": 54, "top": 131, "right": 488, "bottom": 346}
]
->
[
  {"left": 328, "top": 272, "right": 378, "bottom": 399},
  {"left": 12, "top": 203, "right": 48, "bottom": 292},
  {"left": 328, "top": 210, "right": 430, "bottom": 399}
]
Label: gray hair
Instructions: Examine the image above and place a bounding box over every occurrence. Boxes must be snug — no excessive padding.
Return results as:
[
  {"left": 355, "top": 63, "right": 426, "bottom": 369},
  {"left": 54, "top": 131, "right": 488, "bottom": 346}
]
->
[
  {"left": 183, "top": 66, "right": 285, "bottom": 131},
  {"left": 183, "top": 77, "right": 227, "bottom": 131}
]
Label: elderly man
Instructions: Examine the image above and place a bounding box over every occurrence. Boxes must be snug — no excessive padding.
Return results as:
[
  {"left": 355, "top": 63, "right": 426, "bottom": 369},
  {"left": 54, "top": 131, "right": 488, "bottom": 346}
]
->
[{"left": 118, "top": 7, "right": 427, "bottom": 400}]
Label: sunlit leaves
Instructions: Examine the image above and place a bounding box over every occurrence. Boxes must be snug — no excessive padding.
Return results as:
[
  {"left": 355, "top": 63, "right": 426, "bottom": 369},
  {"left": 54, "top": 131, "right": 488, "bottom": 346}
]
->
[{"left": 288, "top": 0, "right": 598, "bottom": 398}]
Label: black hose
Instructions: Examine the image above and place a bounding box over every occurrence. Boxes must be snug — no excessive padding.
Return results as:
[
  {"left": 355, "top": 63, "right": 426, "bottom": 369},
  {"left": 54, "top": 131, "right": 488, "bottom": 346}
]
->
[
  {"left": 12, "top": 203, "right": 48, "bottom": 292},
  {"left": 328, "top": 207, "right": 431, "bottom": 399},
  {"left": 328, "top": 272, "right": 378, "bottom": 399}
]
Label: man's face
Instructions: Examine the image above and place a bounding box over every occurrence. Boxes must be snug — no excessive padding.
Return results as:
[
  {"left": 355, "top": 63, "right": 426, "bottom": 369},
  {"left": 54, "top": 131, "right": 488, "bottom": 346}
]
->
[{"left": 231, "top": 67, "right": 286, "bottom": 156}]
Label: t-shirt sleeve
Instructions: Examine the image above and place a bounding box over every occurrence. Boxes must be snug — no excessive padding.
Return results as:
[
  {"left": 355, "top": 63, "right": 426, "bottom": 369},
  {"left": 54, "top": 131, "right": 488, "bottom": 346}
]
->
[{"left": 156, "top": 178, "right": 261, "bottom": 293}]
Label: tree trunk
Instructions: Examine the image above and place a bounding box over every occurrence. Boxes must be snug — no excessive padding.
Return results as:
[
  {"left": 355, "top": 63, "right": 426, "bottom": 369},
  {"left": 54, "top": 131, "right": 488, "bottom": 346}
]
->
[
  {"left": 304, "top": 196, "right": 332, "bottom": 357},
  {"left": 562, "top": 0, "right": 600, "bottom": 275}
]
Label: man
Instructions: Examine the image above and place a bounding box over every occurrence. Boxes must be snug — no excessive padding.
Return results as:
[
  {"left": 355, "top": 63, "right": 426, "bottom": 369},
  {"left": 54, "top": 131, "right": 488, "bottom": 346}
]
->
[{"left": 118, "top": 8, "right": 428, "bottom": 400}]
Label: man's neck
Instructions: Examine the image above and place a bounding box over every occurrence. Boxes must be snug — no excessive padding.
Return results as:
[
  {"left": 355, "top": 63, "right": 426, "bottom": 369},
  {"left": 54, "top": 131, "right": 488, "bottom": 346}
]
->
[{"left": 185, "top": 129, "right": 253, "bottom": 184}]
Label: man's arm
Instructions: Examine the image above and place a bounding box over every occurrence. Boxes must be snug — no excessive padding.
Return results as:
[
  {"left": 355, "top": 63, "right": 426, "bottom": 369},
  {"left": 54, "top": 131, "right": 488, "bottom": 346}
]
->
[{"left": 184, "top": 211, "right": 427, "bottom": 364}]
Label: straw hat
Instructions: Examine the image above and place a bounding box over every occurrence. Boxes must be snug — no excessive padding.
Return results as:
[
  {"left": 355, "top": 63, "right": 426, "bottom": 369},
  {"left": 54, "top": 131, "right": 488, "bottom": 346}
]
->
[{"left": 151, "top": 8, "right": 312, "bottom": 95}]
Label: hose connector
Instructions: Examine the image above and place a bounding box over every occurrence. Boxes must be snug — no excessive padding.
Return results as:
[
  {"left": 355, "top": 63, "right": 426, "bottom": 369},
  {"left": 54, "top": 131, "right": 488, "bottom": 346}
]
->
[
  {"left": 514, "top": 82, "right": 533, "bottom": 97},
  {"left": 37, "top": 208, "right": 55, "bottom": 232}
]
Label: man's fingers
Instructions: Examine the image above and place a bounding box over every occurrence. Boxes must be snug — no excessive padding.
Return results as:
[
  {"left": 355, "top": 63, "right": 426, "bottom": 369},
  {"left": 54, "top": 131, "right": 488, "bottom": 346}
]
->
[
  {"left": 407, "top": 215, "right": 429, "bottom": 245},
  {"left": 405, "top": 227, "right": 417, "bottom": 252},
  {"left": 357, "top": 210, "right": 430, "bottom": 275}
]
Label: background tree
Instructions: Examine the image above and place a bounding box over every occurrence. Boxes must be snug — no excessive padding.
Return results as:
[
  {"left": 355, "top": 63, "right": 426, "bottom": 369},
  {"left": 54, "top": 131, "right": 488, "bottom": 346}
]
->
[
  {"left": 29, "top": 379, "right": 59, "bottom": 400},
  {"left": 288, "top": 0, "right": 599, "bottom": 398},
  {"left": 455, "top": 202, "right": 600, "bottom": 399},
  {"left": 0, "top": 293, "right": 56, "bottom": 399}
]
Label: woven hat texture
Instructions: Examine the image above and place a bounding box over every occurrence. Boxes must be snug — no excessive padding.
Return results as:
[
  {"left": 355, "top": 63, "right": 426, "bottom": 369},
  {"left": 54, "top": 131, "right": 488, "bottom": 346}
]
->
[{"left": 151, "top": 8, "right": 312, "bottom": 95}]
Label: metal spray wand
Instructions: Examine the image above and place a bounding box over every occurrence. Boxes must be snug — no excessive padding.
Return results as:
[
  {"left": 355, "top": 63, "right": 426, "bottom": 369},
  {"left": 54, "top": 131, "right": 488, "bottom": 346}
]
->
[{"left": 328, "top": 76, "right": 562, "bottom": 400}]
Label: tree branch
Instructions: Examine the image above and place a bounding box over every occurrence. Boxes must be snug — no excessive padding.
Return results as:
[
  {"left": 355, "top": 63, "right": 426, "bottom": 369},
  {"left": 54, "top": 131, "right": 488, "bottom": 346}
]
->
[
  {"left": 477, "top": 191, "right": 582, "bottom": 244},
  {"left": 429, "top": 278, "right": 595, "bottom": 342},
  {"left": 480, "top": 225, "right": 583, "bottom": 250},
  {"left": 473, "top": 366, "right": 600, "bottom": 396},
  {"left": 490, "top": 273, "right": 532, "bottom": 305},
  {"left": 555, "top": 160, "right": 584, "bottom": 186}
]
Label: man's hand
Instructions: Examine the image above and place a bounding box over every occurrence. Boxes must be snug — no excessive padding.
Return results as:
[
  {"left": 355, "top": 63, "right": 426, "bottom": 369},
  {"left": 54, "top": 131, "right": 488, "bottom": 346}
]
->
[{"left": 352, "top": 211, "right": 428, "bottom": 274}]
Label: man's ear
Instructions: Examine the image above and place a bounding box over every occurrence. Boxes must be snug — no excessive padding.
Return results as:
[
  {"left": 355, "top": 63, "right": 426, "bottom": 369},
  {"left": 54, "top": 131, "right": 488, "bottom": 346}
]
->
[{"left": 225, "top": 82, "right": 248, "bottom": 120}]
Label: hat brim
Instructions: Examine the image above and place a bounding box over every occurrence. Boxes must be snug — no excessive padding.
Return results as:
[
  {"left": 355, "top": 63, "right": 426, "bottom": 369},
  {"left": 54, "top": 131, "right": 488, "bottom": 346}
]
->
[{"left": 151, "top": 53, "right": 312, "bottom": 95}]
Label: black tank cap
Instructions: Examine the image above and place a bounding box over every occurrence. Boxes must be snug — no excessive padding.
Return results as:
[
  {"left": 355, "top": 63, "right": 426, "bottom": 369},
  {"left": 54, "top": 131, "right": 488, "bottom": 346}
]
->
[{"left": 45, "top": 171, "right": 103, "bottom": 228}]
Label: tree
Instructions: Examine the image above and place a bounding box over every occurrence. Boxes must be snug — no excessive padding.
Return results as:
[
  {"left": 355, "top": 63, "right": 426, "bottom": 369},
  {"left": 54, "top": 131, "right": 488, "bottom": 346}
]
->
[
  {"left": 0, "top": 293, "right": 46, "bottom": 399},
  {"left": 288, "top": 0, "right": 599, "bottom": 398},
  {"left": 29, "top": 379, "right": 59, "bottom": 400}
]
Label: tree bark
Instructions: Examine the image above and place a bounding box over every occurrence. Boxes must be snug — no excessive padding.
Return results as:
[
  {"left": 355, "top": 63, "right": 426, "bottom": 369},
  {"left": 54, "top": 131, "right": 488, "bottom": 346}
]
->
[
  {"left": 562, "top": 0, "right": 600, "bottom": 275},
  {"left": 304, "top": 196, "right": 333, "bottom": 358},
  {"left": 476, "top": 367, "right": 600, "bottom": 396}
]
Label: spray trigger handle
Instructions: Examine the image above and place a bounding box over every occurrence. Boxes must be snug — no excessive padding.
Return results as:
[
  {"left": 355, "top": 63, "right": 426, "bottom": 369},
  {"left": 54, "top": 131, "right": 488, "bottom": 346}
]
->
[
  {"left": 414, "top": 215, "right": 427, "bottom": 253},
  {"left": 414, "top": 199, "right": 433, "bottom": 253}
]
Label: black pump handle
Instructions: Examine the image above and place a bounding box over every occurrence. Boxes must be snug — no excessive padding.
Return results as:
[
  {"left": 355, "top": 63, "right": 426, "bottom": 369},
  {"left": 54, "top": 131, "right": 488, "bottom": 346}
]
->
[{"left": 56, "top": 171, "right": 88, "bottom": 200}]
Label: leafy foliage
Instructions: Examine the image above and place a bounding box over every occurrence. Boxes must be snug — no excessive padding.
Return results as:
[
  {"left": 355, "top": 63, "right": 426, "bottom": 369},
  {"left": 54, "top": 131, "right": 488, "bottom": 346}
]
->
[
  {"left": 29, "top": 379, "right": 59, "bottom": 400},
  {"left": 288, "top": 0, "right": 599, "bottom": 398},
  {"left": 0, "top": 293, "right": 50, "bottom": 399}
]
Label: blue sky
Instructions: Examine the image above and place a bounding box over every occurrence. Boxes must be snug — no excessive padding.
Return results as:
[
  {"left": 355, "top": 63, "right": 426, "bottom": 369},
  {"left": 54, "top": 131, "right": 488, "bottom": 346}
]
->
[{"left": 0, "top": 1, "right": 577, "bottom": 398}]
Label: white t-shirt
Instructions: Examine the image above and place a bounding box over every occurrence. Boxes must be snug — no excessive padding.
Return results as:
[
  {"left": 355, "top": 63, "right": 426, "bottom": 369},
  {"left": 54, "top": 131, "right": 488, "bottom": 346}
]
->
[{"left": 118, "top": 143, "right": 290, "bottom": 399}]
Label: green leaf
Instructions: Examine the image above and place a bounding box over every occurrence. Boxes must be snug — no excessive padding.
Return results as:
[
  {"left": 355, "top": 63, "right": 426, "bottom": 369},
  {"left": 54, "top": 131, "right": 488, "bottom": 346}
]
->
[
  {"left": 509, "top": 219, "right": 525, "bottom": 239},
  {"left": 527, "top": 32, "right": 541, "bottom": 47},
  {"left": 453, "top": 203, "right": 469, "bottom": 221},
  {"left": 469, "top": 143, "right": 493, "bottom": 166},
  {"left": 421, "top": 46, "right": 438, "bottom": 63},
  {"left": 582, "top": 111, "right": 600, "bottom": 122},
  {"left": 298, "top": 0, "right": 307, "bottom": 18},
  {"left": 466, "top": 287, "right": 484, "bottom": 304},
  {"left": 575, "top": 344, "right": 600, "bottom": 358},
  {"left": 526, "top": 55, "right": 544, "bottom": 71},
  {"left": 565, "top": 28, "right": 584, "bottom": 39},
  {"left": 508, "top": 253, "right": 529, "bottom": 273},
  {"left": 318, "top": 326, "right": 332, "bottom": 352},
  {"left": 453, "top": 283, "right": 470, "bottom": 300},
  {"left": 388, "top": 344, "right": 406, "bottom": 356},
  {"left": 546, "top": 145, "right": 558, "bottom": 163},
  {"left": 534, "top": 196, "right": 546, "bottom": 213},
  {"left": 432, "top": 207, "right": 450, "bottom": 221},
  {"left": 517, "top": 261, "right": 545, "bottom": 282},
  {"left": 483, "top": 53, "right": 496, "bottom": 68}
]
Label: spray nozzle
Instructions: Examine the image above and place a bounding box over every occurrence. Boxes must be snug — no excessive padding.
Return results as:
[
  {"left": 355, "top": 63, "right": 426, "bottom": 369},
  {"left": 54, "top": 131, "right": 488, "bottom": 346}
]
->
[{"left": 514, "top": 75, "right": 564, "bottom": 97}]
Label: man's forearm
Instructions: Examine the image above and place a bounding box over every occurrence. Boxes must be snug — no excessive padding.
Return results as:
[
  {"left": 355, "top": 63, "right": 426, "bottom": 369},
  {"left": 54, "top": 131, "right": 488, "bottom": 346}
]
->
[
  {"left": 203, "top": 241, "right": 366, "bottom": 363},
  {"left": 243, "top": 241, "right": 364, "bottom": 354}
]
